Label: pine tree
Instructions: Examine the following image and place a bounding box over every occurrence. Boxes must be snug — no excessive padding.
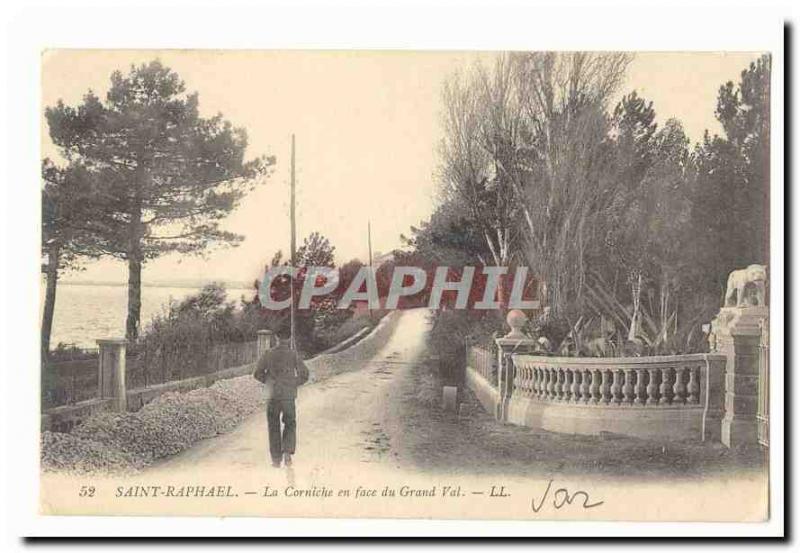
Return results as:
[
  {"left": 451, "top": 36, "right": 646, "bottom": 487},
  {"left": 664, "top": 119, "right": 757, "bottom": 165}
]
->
[{"left": 45, "top": 60, "right": 273, "bottom": 341}]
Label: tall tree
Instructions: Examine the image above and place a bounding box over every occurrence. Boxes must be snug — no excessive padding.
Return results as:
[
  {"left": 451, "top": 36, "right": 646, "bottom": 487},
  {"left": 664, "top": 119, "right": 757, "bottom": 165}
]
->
[
  {"left": 690, "top": 54, "right": 771, "bottom": 301},
  {"left": 511, "top": 51, "right": 632, "bottom": 316},
  {"left": 438, "top": 56, "right": 527, "bottom": 306},
  {"left": 46, "top": 61, "right": 273, "bottom": 340},
  {"left": 41, "top": 159, "right": 106, "bottom": 356},
  {"left": 296, "top": 231, "right": 335, "bottom": 268}
]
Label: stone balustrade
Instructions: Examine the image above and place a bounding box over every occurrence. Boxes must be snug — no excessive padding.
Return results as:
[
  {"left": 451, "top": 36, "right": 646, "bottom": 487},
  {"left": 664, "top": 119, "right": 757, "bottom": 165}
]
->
[
  {"left": 462, "top": 261, "right": 770, "bottom": 447},
  {"left": 503, "top": 351, "right": 727, "bottom": 441},
  {"left": 512, "top": 354, "right": 710, "bottom": 407}
]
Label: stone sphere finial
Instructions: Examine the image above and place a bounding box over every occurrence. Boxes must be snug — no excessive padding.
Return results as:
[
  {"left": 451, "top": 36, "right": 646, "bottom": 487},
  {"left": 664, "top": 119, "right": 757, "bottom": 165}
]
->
[{"left": 504, "top": 309, "right": 528, "bottom": 339}]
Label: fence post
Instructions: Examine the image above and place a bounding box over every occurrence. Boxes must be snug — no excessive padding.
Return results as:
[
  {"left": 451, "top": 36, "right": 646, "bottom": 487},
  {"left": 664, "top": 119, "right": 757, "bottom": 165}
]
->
[
  {"left": 97, "top": 338, "right": 127, "bottom": 412},
  {"left": 710, "top": 304, "right": 768, "bottom": 448},
  {"left": 494, "top": 309, "right": 536, "bottom": 422},
  {"left": 257, "top": 330, "right": 274, "bottom": 358}
]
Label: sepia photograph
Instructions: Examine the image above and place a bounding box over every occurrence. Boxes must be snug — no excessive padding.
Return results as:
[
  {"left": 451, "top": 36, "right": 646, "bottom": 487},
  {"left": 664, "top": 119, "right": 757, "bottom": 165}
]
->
[{"left": 35, "top": 48, "right": 773, "bottom": 522}]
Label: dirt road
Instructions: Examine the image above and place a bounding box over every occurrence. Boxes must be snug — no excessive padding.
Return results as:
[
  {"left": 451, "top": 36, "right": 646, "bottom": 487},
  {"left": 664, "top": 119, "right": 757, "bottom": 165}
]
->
[{"left": 148, "top": 308, "right": 433, "bottom": 480}]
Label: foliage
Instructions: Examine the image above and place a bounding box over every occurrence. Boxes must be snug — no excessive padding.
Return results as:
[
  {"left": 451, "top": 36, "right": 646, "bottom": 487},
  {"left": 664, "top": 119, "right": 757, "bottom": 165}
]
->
[
  {"left": 410, "top": 52, "right": 771, "bottom": 356},
  {"left": 133, "top": 283, "right": 258, "bottom": 382},
  {"left": 689, "top": 55, "right": 771, "bottom": 300},
  {"left": 142, "top": 283, "right": 252, "bottom": 348},
  {"left": 248, "top": 232, "right": 372, "bottom": 354},
  {"left": 45, "top": 60, "right": 274, "bottom": 340},
  {"left": 429, "top": 309, "right": 505, "bottom": 362},
  {"left": 40, "top": 160, "right": 108, "bottom": 355}
]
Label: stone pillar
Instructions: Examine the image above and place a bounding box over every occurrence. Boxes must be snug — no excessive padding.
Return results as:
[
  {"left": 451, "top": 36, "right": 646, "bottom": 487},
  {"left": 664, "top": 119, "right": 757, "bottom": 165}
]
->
[
  {"left": 711, "top": 305, "right": 768, "bottom": 448},
  {"left": 700, "top": 353, "right": 727, "bottom": 443},
  {"left": 97, "top": 338, "right": 127, "bottom": 412},
  {"left": 494, "top": 309, "right": 537, "bottom": 422},
  {"left": 257, "top": 330, "right": 274, "bottom": 357}
]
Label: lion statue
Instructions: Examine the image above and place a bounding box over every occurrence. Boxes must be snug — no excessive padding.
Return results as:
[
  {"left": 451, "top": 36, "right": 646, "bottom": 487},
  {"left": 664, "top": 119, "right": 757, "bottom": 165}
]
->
[{"left": 724, "top": 264, "right": 768, "bottom": 307}]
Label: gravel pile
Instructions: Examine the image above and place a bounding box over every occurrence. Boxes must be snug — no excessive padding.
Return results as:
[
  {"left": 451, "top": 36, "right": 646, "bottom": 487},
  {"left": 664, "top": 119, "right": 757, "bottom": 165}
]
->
[
  {"left": 41, "top": 374, "right": 265, "bottom": 474},
  {"left": 40, "top": 431, "right": 138, "bottom": 475}
]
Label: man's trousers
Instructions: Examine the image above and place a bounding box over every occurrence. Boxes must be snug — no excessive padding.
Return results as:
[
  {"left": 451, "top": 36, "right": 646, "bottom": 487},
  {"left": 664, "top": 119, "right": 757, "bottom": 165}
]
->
[{"left": 267, "top": 398, "right": 297, "bottom": 464}]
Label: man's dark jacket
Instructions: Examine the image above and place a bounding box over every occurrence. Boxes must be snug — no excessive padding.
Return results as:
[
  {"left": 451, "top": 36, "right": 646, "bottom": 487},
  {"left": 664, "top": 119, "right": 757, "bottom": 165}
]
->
[{"left": 253, "top": 343, "right": 310, "bottom": 399}]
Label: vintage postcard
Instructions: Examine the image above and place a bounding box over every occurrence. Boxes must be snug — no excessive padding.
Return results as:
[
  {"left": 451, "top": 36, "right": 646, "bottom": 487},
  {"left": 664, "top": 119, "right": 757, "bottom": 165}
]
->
[{"left": 35, "top": 47, "right": 777, "bottom": 528}]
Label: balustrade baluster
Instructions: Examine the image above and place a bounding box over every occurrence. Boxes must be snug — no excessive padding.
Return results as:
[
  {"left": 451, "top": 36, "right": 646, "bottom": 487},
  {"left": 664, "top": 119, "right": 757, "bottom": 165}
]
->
[
  {"left": 611, "top": 370, "right": 622, "bottom": 404},
  {"left": 553, "top": 369, "right": 560, "bottom": 400},
  {"left": 646, "top": 368, "right": 659, "bottom": 405},
  {"left": 539, "top": 367, "right": 546, "bottom": 398},
  {"left": 600, "top": 370, "right": 611, "bottom": 404},
  {"left": 673, "top": 367, "right": 687, "bottom": 404},
  {"left": 659, "top": 368, "right": 671, "bottom": 404},
  {"left": 590, "top": 370, "right": 601, "bottom": 403},
  {"left": 553, "top": 369, "right": 563, "bottom": 400},
  {"left": 634, "top": 369, "right": 647, "bottom": 405},
  {"left": 528, "top": 367, "right": 536, "bottom": 397},
  {"left": 546, "top": 368, "right": 555, "bottom": 399},
  {"left": 623, "top": 369, "right": 635, "bottom": 404},
  {"left": 571, "top": 369, "right": 581, "bottom": 403},
  {"left": 538, "top": 368, "right": 546, "bottom": 398},
  {"left": 531, "top": 367, "right": 538, "bottom": 397},
  {"left": 544, "top": 368, "right": 551, "bottom": 399},
  {"left": 687, "top": 366, "right": 699, "bottom": 403},
  {"left": 581, "top": 369, "right": 592, "bottom": 403},
  {"left": 562, "top": 370, "right": 572, "bottom": 402},
  {"left": 532, "top": 367, "right": 539, "bottom": 397}
]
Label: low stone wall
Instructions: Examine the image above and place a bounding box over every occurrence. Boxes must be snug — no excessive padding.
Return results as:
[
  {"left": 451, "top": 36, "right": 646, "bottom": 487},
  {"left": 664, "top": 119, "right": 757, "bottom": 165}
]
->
[
  {"left": 41, "top": 398, "right": 115, "bottom": 433},
  {"left": 125, "top": 362, "right": 256, "bottom": 411}
]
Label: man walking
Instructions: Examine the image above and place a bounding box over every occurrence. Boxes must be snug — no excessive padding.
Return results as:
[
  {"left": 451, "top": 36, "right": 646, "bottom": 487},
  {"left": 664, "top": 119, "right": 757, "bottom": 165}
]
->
[{"left": 253, "top": 330, "right": 310, "bottom": 468}]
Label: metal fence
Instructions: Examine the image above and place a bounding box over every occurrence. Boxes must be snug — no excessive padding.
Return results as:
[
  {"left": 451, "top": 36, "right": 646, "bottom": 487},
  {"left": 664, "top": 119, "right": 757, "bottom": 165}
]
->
[
  {"left": 42, "top": 340, "right": 259, "bottom": 408},
  {"left": 125, "top": 340, "right": 259, "bottom": 390},
  {"left": 466, "top": 344, "right": 497, "bottom": 387},
  {"left": 41, "top": 349, "right": 100, "bottom": 409}
]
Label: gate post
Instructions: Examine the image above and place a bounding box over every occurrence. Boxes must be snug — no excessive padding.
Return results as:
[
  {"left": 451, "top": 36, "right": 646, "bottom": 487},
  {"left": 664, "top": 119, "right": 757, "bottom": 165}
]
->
[
  {"left": 97, "top": 338, "right": 127, "bottom": 412},
  {"left": 711, "top": 305, "right": 768, "bottom": 448},
  {"left": 494, "top": 310, "right": 536, "bottom": 422}
]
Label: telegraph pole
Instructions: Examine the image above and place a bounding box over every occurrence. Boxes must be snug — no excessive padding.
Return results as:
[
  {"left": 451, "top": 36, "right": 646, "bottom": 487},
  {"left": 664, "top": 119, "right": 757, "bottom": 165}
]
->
[
  {"left": 289, "top": 134, "right": 297, "bottom": 350},
  {"left": 367, "top": 220, "right": 373, "bottom": 320}
]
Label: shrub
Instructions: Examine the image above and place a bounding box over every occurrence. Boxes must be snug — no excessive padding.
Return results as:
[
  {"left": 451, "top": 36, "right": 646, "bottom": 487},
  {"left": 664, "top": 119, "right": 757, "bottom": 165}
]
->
[{"left": 429, "top": 309, "right": 505, "bottom": 358}]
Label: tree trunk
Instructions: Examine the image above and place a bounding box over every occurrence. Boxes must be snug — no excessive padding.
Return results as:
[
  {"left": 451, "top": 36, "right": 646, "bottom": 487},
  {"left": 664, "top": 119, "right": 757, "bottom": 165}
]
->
[
  {"left": 41, "top": 243, "right": 60, "bottom": 358},
  {"left": 126, "top": 168, "right": 145, "bottom": 343},
  {"left": 627, "top": 272, "right": 642, "bottom": 342},
  {"left": 126, "top": 255, "right": 142, "bottom": 342}
]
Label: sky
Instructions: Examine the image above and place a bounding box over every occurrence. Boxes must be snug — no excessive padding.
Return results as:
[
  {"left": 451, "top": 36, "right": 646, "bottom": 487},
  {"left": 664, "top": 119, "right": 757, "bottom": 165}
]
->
[{"left": 41, "top": 50, "right": 763, "bottom": 285}]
